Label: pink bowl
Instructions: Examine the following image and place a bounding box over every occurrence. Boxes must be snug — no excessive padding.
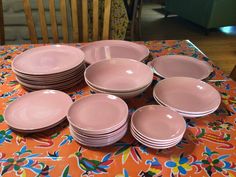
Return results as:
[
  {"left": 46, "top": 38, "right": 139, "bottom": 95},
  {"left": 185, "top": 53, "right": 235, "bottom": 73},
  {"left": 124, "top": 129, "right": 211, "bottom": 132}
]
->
[
  {"left": 151, "top": 55, "right": 213, "bottom": 80},
  {"left": 4, "top": 90, "right": 73, "bottom": 131},
  {"left": 67, "top": 94, "right": 128, "bottom": 134},
  {"left": 80, "top": 40, "right": 150, "bottom": 64},
  {"left": 12, "top": 45, "right": 85, "bottom": 75},
  {"left": 84, "top": 58, "right": 153, "bottom": 92},
  {"left": 131, "top": 105, "right": 186, "bottom": 141},
  {"left": 153, "top": 77, "right": 221, "bottom": 113}
]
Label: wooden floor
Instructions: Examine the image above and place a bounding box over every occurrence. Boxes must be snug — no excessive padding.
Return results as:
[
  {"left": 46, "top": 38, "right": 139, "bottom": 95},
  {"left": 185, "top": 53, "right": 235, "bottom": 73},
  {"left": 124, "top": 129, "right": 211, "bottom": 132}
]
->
[{"left": 141, "top": 2, "right": 236, "bottom": 75}]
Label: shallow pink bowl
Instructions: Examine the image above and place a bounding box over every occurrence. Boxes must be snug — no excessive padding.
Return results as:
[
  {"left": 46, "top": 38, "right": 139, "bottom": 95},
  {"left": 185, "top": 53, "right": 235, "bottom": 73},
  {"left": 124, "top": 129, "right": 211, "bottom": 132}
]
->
[
  {"left": 84, "top": 58, "right": 153, "bottom": 92},
  {"left": 153, "top": 77, "right": 221, "bottom": 114},
  {"left": 67, "top": 94, "right": 129, "bottom": 134},
  {"left": 131, "top": 105, "right": 186, "bottom": 141}
]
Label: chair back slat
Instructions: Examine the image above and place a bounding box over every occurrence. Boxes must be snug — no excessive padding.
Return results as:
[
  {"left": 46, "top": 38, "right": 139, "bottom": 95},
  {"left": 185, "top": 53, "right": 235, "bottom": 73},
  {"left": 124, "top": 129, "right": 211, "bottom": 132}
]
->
[
  {"left": 23, "top": 0, "right": 38, "bottom": 43},
  {"left": 71, "top": 0, "right": 79, "bottom": 42},
  {"left": 93, "top": 0, "right": 99, "bottom": 41},
  {"left": 49, "top": 0, "right": 59, "bottom": 43},
  {"left": 102, "top": 0, "right": 111, "bottom": 39},
  {"left": 82, "top": 0, "right": 88, "bottom": 42},
  {"left": 37, "top": 0, "right": 48, "bottom": 43},
  {"left": 0, "top": 0, "right": 5, "bottom": 45},
  {"left": 60, "top": 0, "right": 68, "bottom": 43}
]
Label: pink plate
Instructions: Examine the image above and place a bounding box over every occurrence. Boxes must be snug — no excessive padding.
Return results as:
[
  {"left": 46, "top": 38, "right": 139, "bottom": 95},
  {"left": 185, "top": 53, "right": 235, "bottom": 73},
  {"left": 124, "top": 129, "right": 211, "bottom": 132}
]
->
[
  {"left": 4, "top": 90, "right": 73, "bottom": 131},
  {"left": 151, "top": 55, "right": 213, "bottom": 80},
  {"left": 70, "top": 127, "right": 127, "bottom": 147},
  {"left": 80, "top": 40, "right": 150, "bottom": 64},
  {"left": 12, "top": 45, "right": 85, "bottom": 75},
  {"left": 86, "top": 80, "right": 151, "bottom": 99},
  {"left": 131, "top": 105, "right": 186, "bottom": 141},
  {"left": 67, "top": 94, "right": 128, "bottom": 134},
  {"left": 153, "top": 93, "right": 218, "bottom": 117},
  {"left": 84, "top": 58, "right": 153, "bottom": 92},
  {"left": 154, "top": 77, "right": 221, "bottom": 113}
]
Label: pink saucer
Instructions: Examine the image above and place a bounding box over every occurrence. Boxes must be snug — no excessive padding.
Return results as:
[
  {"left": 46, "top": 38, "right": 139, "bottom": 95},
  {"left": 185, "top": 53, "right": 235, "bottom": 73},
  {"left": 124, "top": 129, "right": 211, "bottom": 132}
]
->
[
  {"left": 151, "top": 55, "right": 213, "bottom": 80},
  {"left": 12, "top": 45, "right": 85, "bottom": 75},
  {"left": 84, "top": 58, "right": 153, "bottom": 92},
  {"left": 80, "top": 40, "right": 149, "bottom": 64},
  {"left": 131, "top": 105, "right": 186, "bottom": 141},
  {"left": 4, "top": 90, "right": 73, "bottom": 132},
  {"left": 67, "top": 94, "right": 128, "bottom": 134},
  {"left": 153, "top": 77, "right": 221, "bottom": 113}
]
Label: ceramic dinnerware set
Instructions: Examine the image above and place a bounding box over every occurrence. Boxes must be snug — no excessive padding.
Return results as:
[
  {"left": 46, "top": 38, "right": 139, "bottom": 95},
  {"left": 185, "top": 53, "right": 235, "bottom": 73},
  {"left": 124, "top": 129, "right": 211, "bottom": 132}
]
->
[
  {"left": 12, "top": 45, "right": 86, "bottom": 91},
  {"left": 4, "top": 40, "right": 221, "bottom": 150}
]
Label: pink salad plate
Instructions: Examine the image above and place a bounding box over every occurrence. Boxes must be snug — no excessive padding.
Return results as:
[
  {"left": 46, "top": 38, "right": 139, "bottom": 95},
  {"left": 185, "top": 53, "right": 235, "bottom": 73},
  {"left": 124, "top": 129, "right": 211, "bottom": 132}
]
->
[
  {"left": 70, "top": 124, "right": 128, "bottom": 143},
  {"left": 150, "top": 55, "right": 213, "bottom": 80},
  {"left": 153, "top": 77, "right": 221, "bottom": 114},
  {"left": 69, "top": 121, "right": 128, "bottom": 139},
  {"left": 86, "top": 80, "right": 151, "bottom": 99},
  {"left": 12, "top": 45, "right": 85, "bottom": 75},
  {"left": 80, "top": 40, "right": 150, "bottom": 64},
  {"left": 4, "top": 90, "right": 73, "bottom": 132},
  {"left": 84, "top": 58, "right": 153, "bottom": 92},
  {"left": 70, "top": 128, "right": 127, "bottom": 147},
  {"left": 153, "top": 94, "right": 218, "bottom": 118},
  {"left": 131, "top": 105, "right": 186, "bottom": 141},
  {"left": 67, "top": 94, "right": 129, "bottom": 134}
]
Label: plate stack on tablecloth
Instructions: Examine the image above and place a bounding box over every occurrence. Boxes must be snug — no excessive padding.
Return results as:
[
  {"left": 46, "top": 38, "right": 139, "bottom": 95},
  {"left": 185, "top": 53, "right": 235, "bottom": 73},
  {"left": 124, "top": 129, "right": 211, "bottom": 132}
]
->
[
  {"left": 130, "top": 105, "right": 186, "bottom": 149},
  {"left": 84, "top": 58, "right": 153, "bottom": 99},
  {"left": 12, "top": 45, "right": 85, "bottom": 91},
  {"left": 67, "top": 94, "right": 129, "bottom": 147},
  {"left": 153, "top": 77, "right": 221, "bottom": 118}
]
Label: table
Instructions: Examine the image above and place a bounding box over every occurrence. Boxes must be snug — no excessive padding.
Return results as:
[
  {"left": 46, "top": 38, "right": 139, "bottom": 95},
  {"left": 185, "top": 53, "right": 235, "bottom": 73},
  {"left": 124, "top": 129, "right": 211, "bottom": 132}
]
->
[{"left": 0, "top": 40, "right": 236, "bottom": 176}]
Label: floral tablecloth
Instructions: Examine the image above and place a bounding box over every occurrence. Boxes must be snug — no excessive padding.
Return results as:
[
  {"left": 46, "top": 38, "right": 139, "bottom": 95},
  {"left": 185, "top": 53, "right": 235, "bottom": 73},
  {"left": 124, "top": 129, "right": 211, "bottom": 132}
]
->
[{"left": 0, "top": 40, "right": 236, "bottom": 177}]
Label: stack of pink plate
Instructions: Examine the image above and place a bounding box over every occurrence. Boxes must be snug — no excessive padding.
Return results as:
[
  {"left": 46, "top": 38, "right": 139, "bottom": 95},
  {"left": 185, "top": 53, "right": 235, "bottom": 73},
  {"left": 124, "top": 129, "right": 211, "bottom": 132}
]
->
[
  {"left": 153, "top": 77, "right": 221, "bottom": 118},
  {"left": 84, "top": 58, "right": 153, "bottom": 98},
  {"left": 131, "top": 105, "right": 186, "bottom": 149},
  {"left": 80, "top": 40, "right": 150, "bottom": 64},
  {"left": 12, "top": 45, "right": 85, "bottom": 91},
  {"left": 148, "top": 55, "right": 213, "bottom": 80},
  {"left": 4, "top": 90, "right": 73, "bottom": 133},
  {"left": 67, "top": 94, "right": 129, "bottom": 147}
]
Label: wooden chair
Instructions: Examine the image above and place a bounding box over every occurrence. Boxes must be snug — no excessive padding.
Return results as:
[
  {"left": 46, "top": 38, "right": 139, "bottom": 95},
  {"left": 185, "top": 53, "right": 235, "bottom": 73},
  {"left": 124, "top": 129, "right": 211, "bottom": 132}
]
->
[
  {"left": 124, "top": 0, "right": 143, "bottom": 40},
  {"left": 230, "top": 65, "right": 236, "bottom": 81},
  {"left": 0, "top": 0, "right": 5, "bottom": 45},
  {"left": 23, "top": 0, "right": 112, "bottom": 43}
]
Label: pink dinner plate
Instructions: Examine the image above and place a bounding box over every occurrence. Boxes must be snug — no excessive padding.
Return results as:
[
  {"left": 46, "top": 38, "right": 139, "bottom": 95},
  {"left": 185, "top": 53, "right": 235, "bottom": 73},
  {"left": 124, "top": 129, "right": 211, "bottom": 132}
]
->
[
  {"left": 131, "top": 105, "right": 186, "bottom": 141},
  {"left": 4, "top": 90, "right": 73, "bottom": 131},
  {"left": 12, "top": 45, "right": 85, "bottom": 75},
  {"left": 151, "top": 55, "right": 213, "bottom": 80},
  {"left": 67, "top": 94, "right": 129, "bottom": 134},
  {"left": 153, "top": 77, "right": 221, "bottom": 114},
  {"left": 84, "top": 58, "right": 153, "bottom": 92},
  {"left": 80, "top": 40, "right": 150, "bottom": 64}
]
